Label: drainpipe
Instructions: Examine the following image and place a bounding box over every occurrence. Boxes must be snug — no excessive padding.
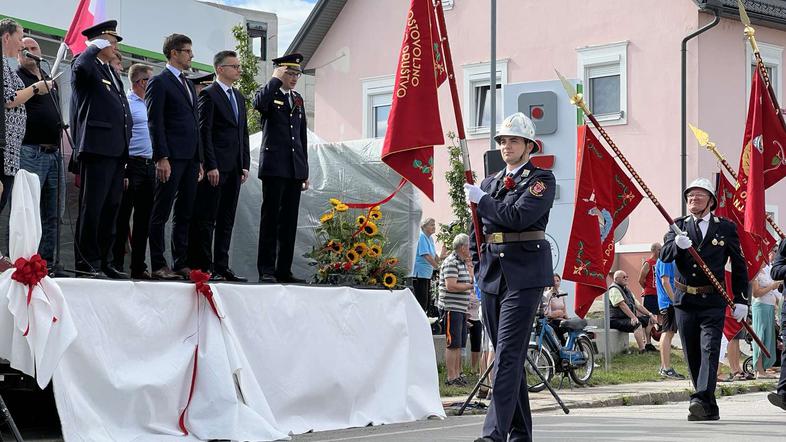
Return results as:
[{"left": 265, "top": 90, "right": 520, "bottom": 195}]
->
[
  {"left": 490, "top": 0, "right": 497, "bottom": 150},
  {"left": 681, "top": 6, "right": 720, "bottom": 216}
]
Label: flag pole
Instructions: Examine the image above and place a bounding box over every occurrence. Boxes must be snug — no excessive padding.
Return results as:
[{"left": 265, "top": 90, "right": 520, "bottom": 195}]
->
[
  {"left": 689, "top": 124, "right": 786, "bottom": 239},
  {"left": 555, "top": 70, "right": 771, "bottom": 359},
  {"left": 433, "top": 0, "right": 484, "bottom": 248}
]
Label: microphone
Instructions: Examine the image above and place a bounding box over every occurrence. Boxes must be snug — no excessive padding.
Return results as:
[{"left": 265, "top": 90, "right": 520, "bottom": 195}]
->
[{"left": 23, "top": 49, "right": 42, "bottom": 63}]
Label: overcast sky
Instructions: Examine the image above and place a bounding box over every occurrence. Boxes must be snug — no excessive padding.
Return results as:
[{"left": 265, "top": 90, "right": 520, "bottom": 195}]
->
[{"left": 215, "top": 0, "right": 318, "bottom": 55}]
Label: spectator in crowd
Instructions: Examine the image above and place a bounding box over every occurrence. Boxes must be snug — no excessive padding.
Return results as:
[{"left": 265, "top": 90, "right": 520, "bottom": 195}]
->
[
  {"left": 608, "top": 270, "right": 658, "bottom": 353},
  {"left": 438, "top": 233, "right": 474, "bottom": 386},
  {"left": 412, "top": 217, "right": 439, "bottom": 313},
  {"left": 751, "top": 248, "right": 782, "bottom": 379},
  {"left": 654, "top": 257, "right": 686, "bottom": 379},
  {"left": 16, "top": 36, "right": 62, "bottom": 273},
  {"left": 467, "top": 286, "right": 482, "bottom": 375},
  {"left": 543, "top": 273, "right": 568, "bottom": 343},
  {"left": 768, "top": 239, "right": 786, "bottom": 410},
  {"left": 112, "top": 63, "right": 155, "bottom": 279},
  {"left": 639, "top": 242, "right": 661, "bottom": 348}
]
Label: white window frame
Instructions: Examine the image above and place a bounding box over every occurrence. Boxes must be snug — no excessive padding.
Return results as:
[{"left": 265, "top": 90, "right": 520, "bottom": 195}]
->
[
  {"left": 441, "top": 0, "right": 454, "bottom": 10},
  {"left": 746, "top": 41, "right": 782, "bottom": 104},
  {"left": 576, "top": 41, "right": 628, "bottom": 125},
  {"left": 462, "top": 59, "right": 509, "bottom": 138},
  {"left": 361, "top": 75, "right": 395, "bottom": 139}
]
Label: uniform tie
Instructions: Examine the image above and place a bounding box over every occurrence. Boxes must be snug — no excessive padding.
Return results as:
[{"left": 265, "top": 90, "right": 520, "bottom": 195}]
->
[
  {"left": 693, "top": 218, "right": 703, "bottom": 244},
  {"left": 285, "top": 91, "right": 293, "bottom": 108}
]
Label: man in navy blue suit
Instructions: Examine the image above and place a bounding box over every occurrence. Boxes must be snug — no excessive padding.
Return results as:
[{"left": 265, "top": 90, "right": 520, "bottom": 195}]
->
[
  {"left": 71, "top": 20, "right": 131, "bottom": 279},
  {"left": 466, "top": 113, "right": 556, "bottom": 442},
  {"left": 188, "top": 50, "right": 249, "bottom": 282},
  {"left": 146, "top": 33, "right": 202, "bottom": 280}
]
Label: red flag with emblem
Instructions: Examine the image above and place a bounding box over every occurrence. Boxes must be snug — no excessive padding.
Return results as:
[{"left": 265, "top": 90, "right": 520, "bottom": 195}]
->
[
  {"left": 564, "top": 126, "right": 644, "bottom": 318},
  {"left": 381, "top": 0, "right": 446, "bottom": 201}
]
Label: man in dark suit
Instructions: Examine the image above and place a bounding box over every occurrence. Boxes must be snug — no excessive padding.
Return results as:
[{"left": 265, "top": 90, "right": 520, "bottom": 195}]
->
[
  {"left": 188, "top": 51, "right": 249, "bottom": 282},
  {"left": 70, "top": 20, "right": 131, "bottom": 278},
  {"left": 146, "top": 33, "right": 202, "bottom": 280},
  {"left": 661, "top": 178, "right": 748, "bottom": 421},
  {"left": 466, "top": 113, "right": 556, "bottom": 442},
  {"left": 253, "top": 53, "right": 308, "bottom": 283},
  {"left": 769, "top": 240, "right": 786, "bottom": 411}
]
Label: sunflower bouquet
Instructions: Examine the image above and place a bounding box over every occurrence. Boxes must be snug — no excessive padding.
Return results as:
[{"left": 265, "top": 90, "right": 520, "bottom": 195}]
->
[{"left": 308, "top": 198, "right": 405, "bottom": 289}]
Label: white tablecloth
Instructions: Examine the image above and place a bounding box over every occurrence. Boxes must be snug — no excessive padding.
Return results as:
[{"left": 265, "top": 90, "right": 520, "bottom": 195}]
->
[{"left": 51, "top": 280, "right": 443, "bottom": 441}]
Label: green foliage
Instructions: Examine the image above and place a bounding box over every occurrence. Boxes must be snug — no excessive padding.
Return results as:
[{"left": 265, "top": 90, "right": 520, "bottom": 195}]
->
[
  {"left": 436, "top": 131, "right": 476, "bottom": 247},
  {"left": 232, "top": 24, "right": 261, "bottom": 133}
]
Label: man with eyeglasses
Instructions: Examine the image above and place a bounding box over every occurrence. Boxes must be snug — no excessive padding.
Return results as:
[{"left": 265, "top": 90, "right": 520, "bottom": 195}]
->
[
  {"left": 187, "top": 50, "right": 249, "bottom": 282},
  {"left": 661, "top": 177, "right": 748, "bottom": 422},
  {"left": 253, "top": 53, "right": 308, "bottom": 284},
  {"left": 607, "top": 270, "right": 657, "bottom": 353},
  {"left": 110, "top": 63, "right": 155, "bottom": 279},
  {"left": 146, "top": 33, "right": 202, "bottom": 280}
]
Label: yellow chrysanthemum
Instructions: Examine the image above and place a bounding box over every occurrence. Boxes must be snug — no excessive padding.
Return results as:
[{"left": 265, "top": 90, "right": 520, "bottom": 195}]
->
[
  {"left": 352, "top": 242, "right": 368, "bottom": 257},
  {"left": 335, "top": 203, "right": 349, "bottom": 212},
  {"left": 368, "top": 244, "right": 382, "bottom": 257},
  {"left": 356, "top": 215, "right": 367, "bottom": 226},
  {"left": 329, "top": 198, "right": 342, "bottom": 206},
  {"left": 368, "top": 277, "right": 378, "bottom": 285},
  {"left": 346, "top": 250, "right": 360, "bottom": 264},
  {"left": 362, "top": 221, "right": 379, "bottom": 236},
  {"left": 320, "top": 211, "right": 335, "bottom": 223},
  {"left": 383, "top": 273, "right": 397, "bottom": 288},
  {"left": 369, "top": 210, "right": 382, "bottom": 220}
]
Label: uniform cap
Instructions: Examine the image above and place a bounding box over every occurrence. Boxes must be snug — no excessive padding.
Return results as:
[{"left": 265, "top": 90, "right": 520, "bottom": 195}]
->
[
  {"left": 494, "top": 112, "right": 539, "bottom": 153},
  {"left": 187, "top": 71, "right": 214, "bottom": 86},
  {"left": 81, "top": 20, "right": 123, "bottom": 42},
  {"left": 272, "top": 53, "right": 304, "bottom": 72}
]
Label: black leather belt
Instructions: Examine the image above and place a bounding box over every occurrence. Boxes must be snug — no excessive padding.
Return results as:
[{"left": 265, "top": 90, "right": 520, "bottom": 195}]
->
[
  {"left": 128, "top": 156, "right": 154, "bottom": 165},
  {"left": 675, "top": 281, "right": 714, "bottom": 295},
  {"left": 485, "top": 231, "right": 545, "bottom": 244}
]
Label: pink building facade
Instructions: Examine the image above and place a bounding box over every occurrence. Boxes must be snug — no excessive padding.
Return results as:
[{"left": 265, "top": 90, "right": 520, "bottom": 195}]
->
[{"left": 292, "top": 0, "right": 786, "bottom": 297}]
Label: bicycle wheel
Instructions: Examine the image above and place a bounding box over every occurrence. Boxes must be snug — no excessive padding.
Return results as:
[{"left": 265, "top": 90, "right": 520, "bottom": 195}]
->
[
  {"left": 742, "top": 356, "right": 754, "bottom": 377},
  {"left": 526, "top": 344, "right": 555, "bottom": 393},
  {"left": 568, "top": 336, "right": 595, "bottom": 385}
]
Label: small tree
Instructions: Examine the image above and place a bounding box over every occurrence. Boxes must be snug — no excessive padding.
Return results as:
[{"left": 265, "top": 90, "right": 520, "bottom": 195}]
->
[
  {"left": 232, "top": 24, "right": 261, "bottom": 133},
  {"left": 436, "top": 131, "right": 476, "bottom": 248}
]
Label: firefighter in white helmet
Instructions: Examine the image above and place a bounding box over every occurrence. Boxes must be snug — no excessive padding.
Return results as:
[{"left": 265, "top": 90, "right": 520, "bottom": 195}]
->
[
  {"left": 661, "top": 177, "right": 748, "bottom": 422},
  {"left": 465, "top": 112, "right": 554, "bottom": 442}
]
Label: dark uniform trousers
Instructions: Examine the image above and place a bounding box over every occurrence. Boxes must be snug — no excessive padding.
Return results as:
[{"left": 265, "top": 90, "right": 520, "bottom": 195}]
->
[
  {"left": 188, "top": 169, "right": 242, "bottom": 273},
  {"left": 770, "top": 240, "right": 786, "bottom": 395},
  {"left": 778, "top": 300, "right": 786, "bottom": 394},
  {"left": 148, "top": 159, "right": 199, "bottom": 271},
  {"left": 112, "top": 157, "right": 155, "bottom": 272},
  {"left": 257, "top": 176, "right": 301, "bottom": 278},
  {"left": 674, "top": 304, "right": 725, "bottom": 412}
]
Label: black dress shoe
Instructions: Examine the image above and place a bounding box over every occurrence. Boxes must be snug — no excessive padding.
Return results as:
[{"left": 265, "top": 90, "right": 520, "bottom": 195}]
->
[
  {"left": 102, "top": 264, "right": 129, "bottom": 279},
  {"left": 130, "top": 270, "right": 151, "bottom": 280},
  {"left": 174, "top": 267, "right": 192, "bottom": 280},
  {"left": 474, "top": 437, "right": 494, "bottom": 442},
  {"left": 218, "top": 269, "right": 247, "bottom": 282},
  {"left": 209, "top": 273, "right": 226, "bottom": 282},
  {"left": 687, "top": 413, "right": 719, "bottom": 421},
  {"left": 259, "top": 274, "right": 277, "bottom": 283},
  {"left": 688, "top": 400, "right": 707, "bottom": 419},
  {"left": 151, "top": 267, "right": 181, "bottom": 280},
  {"left": 768, "top": 392, "right": 786, "bottom": 411},
  {"left": 276, "top": 274, "right": 306, "bottom": 284}
]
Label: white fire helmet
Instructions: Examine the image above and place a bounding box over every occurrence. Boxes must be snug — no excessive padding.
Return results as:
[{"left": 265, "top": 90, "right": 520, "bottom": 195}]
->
[
  {"left": 494, "top": 112, "right": 540, "bottom": 153},
  {"left": 683, "top": 177, "right": 717, "bottom": 211}
]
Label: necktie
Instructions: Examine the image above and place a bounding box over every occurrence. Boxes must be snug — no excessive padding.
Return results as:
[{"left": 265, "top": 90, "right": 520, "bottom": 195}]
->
[
  {"left": 179, "top": 72, "right": 192, "bottom": 102},
  {"left": 694, "top": 218, "right": 703, "bottom": 244},
  {"left": 228, "top": 88, "right": 239, "bottom": 122},
  {"left": 285, "top": 92, "right": 293, "bottom": 108}
]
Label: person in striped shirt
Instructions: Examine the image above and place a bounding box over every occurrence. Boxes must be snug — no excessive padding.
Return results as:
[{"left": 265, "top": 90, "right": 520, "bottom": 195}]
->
[{"left": 439, "top": 233, "right": 474, "bottom": 385}]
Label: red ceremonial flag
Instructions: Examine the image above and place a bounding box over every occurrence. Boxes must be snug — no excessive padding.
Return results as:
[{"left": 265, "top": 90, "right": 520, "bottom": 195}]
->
[
  {"left": 715, "top": 173, "right": 775, "bottom": 280},
  {"left": 63, "top": 0, "right": 107, "bottom": 55},
  {"left": 563, "top": 126, "right": 644, "bottom": 318},
  {"left": 735, "top": 69, "right": 767, "bottom": 239},
  {"left": 381, "top": 0, "right": 446, "bottom": 201}
]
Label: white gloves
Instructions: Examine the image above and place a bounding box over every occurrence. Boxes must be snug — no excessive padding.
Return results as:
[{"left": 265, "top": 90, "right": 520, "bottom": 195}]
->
[
  {"left": 732, "top": 303, "right": 748, "bottom": 322},
  {"left": 89, "top": 39, "right": 112, "bottom": 50},
  {"left": 464, "top": 183, "right": 486, "bottom": 204},
  {"left": 675, "top": 233, "right": 693, "bottom": 250}
]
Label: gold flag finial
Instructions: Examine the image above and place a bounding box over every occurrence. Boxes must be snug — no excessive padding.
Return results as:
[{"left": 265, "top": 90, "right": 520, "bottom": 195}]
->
[
  {"left": 738, "top": 0, "right": 751, "bottom": 27},
  {"left": 554, "top": 69, "right": 588, "bottom": 111},
  {"left": 688, "top": 123, "right": 710, "bottom": 147}
]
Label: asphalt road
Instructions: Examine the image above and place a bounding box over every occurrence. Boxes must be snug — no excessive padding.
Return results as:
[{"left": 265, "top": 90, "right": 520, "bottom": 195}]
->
[{"left": 293, "top": 392, "right": 784, "bottom": 441}]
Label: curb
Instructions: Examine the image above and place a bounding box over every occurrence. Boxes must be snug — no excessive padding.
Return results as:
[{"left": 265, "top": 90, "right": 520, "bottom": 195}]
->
[{"left": 443, "top": 380, "right": 778, "bottom": 416}]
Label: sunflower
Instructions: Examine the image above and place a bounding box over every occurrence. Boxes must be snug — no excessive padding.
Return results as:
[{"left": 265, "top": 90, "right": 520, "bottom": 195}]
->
[
  {"left": 368, "top": 244, "right": 382, "bottom": 257},
  {"left": 326, "top": 240, "right": 343, "bottom": 253},
  {"left": 352, "top": 242, "right": 368, "bottom": 257},
  {"left": 335, "top": 203, "right": 349, "bottom": 212},
  {"left": 362, "top": 221, "right": 379, "bottom": 236},
  {"left": 346, "top": 249, "right": 360, "bottom": 264},
  {"left": 382, "top": 273, "right": 397, "bottom": 288},
  {"left": 356, "top": 215, "right": 367, "bottom": 226},
  {"left": 368, "top": 277, "right": 378, "bottom": 285},
  {"left": 385, "top": 257, "right": 399, "bottom": 266},
  {"left": 329, "top": 198, "right": 342, "bottom": 206},
  {"left": 369, "top": 209, "right": 382, "bottom": 220},
  {"left": 320, "top": 211, "right": 335, "bottom": 223}
]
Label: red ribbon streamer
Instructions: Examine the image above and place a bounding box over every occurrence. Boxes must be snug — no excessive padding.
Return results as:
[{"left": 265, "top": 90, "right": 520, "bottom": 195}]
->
[
  {"left": 343, "top": 178, "right": 407, "bottom": 209},
  {"left": 11, "top": 254, "right": 48, "bottom": 336}
]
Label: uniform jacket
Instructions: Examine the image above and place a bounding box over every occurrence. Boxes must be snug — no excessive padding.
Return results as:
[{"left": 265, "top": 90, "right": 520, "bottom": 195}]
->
[
  {"left": 470, "top": 161, "right": 556, "bottom": 294},
  {"left": 198, "top": 82, "right": 250, "bottom": 174},
  {"left": 252, "top": 77, "right": 308, "bottom": 180},
  {"left": 661, "top": 214, "right": 748, "bottom": 308},
  {"left": 770, "top": 239, "right": 786, "bottom": 281},
  {"left": 145, "top": 68, "right": 201, "bottom": 162},
  {"left": 70, "top": 44, "right": 131, "bottom": 158}
]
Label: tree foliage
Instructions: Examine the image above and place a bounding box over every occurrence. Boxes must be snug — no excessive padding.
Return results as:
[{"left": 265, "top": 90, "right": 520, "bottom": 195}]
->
[
  {"left": 436, "top": 132, "right": 476, "bottom": 247},
  {"left": 232, "top": 24, "right": 261, "bottom": 133}
]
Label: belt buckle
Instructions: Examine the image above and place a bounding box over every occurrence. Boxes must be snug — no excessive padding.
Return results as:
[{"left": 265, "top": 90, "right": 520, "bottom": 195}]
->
[
  {"left": 686, "top": 286, "right": 698, "bottom": 295},
  {"left": 490, "top": 233, "right": 504, "bottom": 244}
]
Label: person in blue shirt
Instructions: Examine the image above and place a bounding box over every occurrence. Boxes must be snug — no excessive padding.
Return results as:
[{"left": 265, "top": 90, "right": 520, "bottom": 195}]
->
[
  {"left": 412, "top": 217, "right": 438, "bottom": 312},
  {"left": 655, "top": 258, "right": 685, "bottom": 380}
]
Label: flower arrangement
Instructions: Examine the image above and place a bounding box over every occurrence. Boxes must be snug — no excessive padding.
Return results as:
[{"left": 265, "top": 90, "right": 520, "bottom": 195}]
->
[{"left": 308, "top": 199, "right": 405, "bottom": 288}]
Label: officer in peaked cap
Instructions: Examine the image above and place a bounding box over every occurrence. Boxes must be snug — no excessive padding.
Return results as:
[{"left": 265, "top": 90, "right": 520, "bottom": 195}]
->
[
  {"left": 465, "top": 112, "right": 555, "bottom": 442},
  {"left": 71, "top": 18, "right": 132, "bottom": 279},
  {"left": 661, "top": 177, "right": 748, "bottom": 421},
  {"left": 253, "top": 52, "right": 308, "bottom": 284},
  {"left": 187, "top": 71, "right": 214, "bottom": 96}
]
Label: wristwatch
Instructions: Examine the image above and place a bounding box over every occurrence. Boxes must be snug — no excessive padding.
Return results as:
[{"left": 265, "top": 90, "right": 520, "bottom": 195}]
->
[{"left": 32, "top": 84, "right": 39, "bottom": 94}]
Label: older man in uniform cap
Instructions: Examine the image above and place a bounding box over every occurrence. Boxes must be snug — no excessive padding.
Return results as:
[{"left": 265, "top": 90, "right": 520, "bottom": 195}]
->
[
  {"left": 661, "top": 178, "right": 748, "bottom": 421},
  {"left": 253, "top": 53, "right": 308, "bottom": 283},
  {"left": 465, "top": 112, "right": 556, "bottom": 442},
  {"left": 71, "top": 19, "right": 131, "bottom": 278}
]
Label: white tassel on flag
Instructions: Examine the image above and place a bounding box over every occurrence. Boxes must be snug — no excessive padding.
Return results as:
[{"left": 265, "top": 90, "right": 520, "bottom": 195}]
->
[{"left": 50, "top": 42, "right": 68, "bottom": 78}]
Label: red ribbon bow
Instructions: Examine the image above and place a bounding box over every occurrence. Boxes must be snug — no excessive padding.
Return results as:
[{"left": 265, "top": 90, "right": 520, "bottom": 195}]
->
[
  {"left": 504, "top": 175, "right": 515, "bottom": 190},
  {"left": 11, "top": 254, "right": 49, "bottom": 336}
]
